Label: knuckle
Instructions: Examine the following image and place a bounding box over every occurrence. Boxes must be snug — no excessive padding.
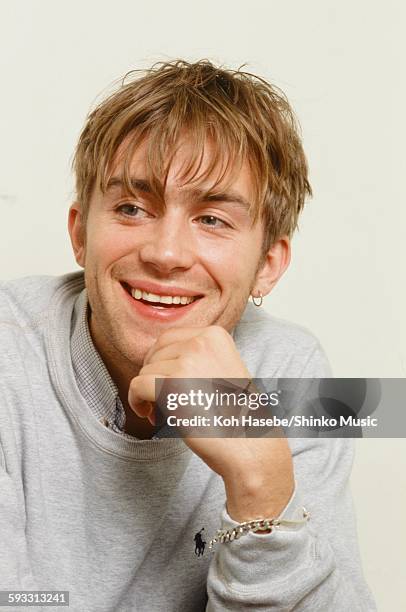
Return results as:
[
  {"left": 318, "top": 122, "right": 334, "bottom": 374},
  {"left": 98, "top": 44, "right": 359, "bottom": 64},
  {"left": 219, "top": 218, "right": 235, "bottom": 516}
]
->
[
  {"left": 129, "top": 376, "right": 139, "bottom": 392},
  {"left": 209, "top": 325, "right": 226, "bottom": 337},
  {"left": 207, "top": 325, "right": 229, "bottom": 344},
  {"left": 139, "top": 364, "right": 149, "bottom": 375},
  {"left": 190, "top": 336, "right": 206, "bottom": 352},
  {"left": 179, "top": 355, "right": 195, "bottom": 373}
]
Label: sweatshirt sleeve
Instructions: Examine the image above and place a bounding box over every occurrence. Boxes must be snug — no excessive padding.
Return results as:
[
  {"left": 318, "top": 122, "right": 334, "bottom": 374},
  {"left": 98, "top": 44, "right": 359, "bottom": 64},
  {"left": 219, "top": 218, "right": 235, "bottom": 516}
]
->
[
  {"left": 0, "top": 459, "right": 39, "bottom": 593},
  {"left": 205, "top": 342, "right": 377, "bottom": 611}
]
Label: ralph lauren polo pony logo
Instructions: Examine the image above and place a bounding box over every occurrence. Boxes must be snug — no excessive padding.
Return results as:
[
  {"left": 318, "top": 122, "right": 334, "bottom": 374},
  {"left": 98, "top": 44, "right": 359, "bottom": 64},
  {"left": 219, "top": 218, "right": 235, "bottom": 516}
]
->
[{"left": 193, "top": 528, "right": 206, "bottom": 556}]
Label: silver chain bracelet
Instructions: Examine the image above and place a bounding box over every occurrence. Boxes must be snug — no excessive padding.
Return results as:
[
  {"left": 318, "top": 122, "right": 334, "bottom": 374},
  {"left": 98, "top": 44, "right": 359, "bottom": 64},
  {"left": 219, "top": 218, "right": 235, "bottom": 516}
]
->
[{"left": 208, "top": 507, "right": 310, "bottom": 550}]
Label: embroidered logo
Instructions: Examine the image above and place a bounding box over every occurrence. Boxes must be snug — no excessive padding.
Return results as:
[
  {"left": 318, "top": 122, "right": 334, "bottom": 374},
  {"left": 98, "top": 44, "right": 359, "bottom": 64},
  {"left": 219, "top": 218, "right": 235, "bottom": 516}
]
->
[{"left": 193, "top": 528, "right": 206, "bottom": 556}]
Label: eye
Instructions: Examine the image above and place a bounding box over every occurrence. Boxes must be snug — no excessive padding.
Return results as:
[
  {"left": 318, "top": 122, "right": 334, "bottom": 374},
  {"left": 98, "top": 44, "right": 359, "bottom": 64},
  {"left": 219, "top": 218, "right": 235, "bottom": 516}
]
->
[
  {"left": 198, "top": 215, "right": 229, "bottom": 229},
  {"left": 116, "top": 203, "right": 150, "bottom": 219}
]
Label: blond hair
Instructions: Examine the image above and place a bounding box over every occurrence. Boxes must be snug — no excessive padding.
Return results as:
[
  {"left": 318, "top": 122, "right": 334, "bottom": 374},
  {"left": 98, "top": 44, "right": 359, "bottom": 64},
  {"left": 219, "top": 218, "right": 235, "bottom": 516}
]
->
[{"left": 72, "top": 59, "right": 311, "bottom": 251}]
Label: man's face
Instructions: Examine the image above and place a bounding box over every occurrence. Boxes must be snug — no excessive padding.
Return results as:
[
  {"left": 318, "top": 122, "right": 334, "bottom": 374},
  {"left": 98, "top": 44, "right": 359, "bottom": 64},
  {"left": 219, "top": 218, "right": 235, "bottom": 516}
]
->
[{"left": 69, "top": 136, "right": 270, "bottom": 370}]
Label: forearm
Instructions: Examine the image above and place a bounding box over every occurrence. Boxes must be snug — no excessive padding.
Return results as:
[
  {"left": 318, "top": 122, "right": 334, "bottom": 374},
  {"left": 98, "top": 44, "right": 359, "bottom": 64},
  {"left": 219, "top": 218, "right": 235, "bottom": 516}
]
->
[
  {"left": 223, "top": 437, "right": 294, "bottom": 523},
  {"left": 205, "top": 438, "right": 377, "bottom": 612}
]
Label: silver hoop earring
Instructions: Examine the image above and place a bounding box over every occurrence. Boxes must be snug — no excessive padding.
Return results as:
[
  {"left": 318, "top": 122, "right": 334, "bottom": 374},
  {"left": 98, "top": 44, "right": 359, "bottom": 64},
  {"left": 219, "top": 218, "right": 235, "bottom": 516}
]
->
[{"left": 251, "top": 292, "right": 263, "bottom": 307}]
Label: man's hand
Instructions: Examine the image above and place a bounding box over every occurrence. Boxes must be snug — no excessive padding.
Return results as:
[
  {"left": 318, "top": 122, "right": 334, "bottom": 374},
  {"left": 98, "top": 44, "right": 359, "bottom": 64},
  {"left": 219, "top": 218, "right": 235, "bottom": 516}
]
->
[
  {"left": 128, "top": 326, "right": 294, "bottom": 522},
  {"left": 129, "top": 326, "right": 252, "bottom": 413}
]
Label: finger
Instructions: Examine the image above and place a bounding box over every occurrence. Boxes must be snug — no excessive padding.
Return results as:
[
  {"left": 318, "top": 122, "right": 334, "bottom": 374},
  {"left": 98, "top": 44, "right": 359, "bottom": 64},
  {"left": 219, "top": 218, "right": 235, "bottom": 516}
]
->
[
  {"left": 128, "top": 374, "right": 168, "bottom": 408},
  {"left": 139, "top": 359, "right": 180, "bottom": 376},
  {"left": 131, "top": 400, "right": 155, "bottom": 424},
  {"left": 144, "top": 327, "right": 206, "bottom": 364},
  {"left": 143, "top": 342, "right": 187, "bottom": 366}
]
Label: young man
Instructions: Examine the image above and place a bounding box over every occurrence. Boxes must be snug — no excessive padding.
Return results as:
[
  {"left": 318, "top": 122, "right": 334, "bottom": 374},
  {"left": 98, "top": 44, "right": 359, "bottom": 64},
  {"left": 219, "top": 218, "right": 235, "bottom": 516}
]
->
[{"left": 0, "top": 59, "right": 376, "bottom": 611}]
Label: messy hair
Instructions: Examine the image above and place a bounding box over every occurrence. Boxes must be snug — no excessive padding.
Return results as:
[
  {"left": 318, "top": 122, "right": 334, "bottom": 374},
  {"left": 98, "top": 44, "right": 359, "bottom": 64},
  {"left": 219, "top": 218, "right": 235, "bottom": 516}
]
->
[{"left": 72, "top": 58, "right": 312, "bottom": 252}]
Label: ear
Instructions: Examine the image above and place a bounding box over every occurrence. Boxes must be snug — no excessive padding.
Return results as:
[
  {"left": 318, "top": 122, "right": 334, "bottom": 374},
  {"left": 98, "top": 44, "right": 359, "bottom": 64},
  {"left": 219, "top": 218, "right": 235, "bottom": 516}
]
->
[
  {"left": 68, "top": 202, "right": 86, "bottom": 268},
  {"left": 253, "top": 236, "right": 291, "bottom": 297}
]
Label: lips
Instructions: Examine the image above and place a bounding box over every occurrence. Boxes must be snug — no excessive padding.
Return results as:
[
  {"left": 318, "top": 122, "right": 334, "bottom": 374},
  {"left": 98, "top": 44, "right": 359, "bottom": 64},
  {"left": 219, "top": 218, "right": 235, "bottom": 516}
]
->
[
  {"left": 121, "top": 279, "right": 203, "bottom": 298},
  {"left": 121, "top": 282, "right": 202, "bottom": 307},
  {"left": 120, "top": 281, "right": 203, "bottom": 321}
]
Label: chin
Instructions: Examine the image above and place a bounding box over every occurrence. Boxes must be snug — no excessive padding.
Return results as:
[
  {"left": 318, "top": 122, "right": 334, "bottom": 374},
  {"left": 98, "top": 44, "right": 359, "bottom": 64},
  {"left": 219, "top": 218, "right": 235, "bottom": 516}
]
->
[{"left": 120, "top": 335, "right": 155, "bottom": 367}]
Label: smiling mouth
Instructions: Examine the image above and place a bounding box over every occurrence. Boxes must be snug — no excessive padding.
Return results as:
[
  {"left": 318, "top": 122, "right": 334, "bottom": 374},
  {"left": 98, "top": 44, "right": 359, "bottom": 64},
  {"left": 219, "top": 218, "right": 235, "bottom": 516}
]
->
[{"left": 121, "top": 282, "right": 203, "bottom": 309}]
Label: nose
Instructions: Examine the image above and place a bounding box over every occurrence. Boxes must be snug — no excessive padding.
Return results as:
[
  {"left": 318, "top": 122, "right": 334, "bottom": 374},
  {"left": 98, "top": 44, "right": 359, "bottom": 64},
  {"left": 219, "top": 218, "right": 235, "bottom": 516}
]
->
[{"left": 138, "top": 213, "right": 195, "bottom": 274}]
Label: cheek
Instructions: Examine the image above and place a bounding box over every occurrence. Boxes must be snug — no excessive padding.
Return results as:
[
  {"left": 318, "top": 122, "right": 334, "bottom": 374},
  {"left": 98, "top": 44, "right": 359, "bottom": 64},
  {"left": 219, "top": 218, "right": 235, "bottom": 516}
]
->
[
  {"left": 201, "top": 240, "right": 260, "bottom": 288},
  {"left": 196, "top": 234, "right": 246, "bottom": 269},
  {"left": 198, "top": 247, "right": 238, "bottom": 292},
  {"left": 86, "top": 225, "right": 136, "bottom": 267}
]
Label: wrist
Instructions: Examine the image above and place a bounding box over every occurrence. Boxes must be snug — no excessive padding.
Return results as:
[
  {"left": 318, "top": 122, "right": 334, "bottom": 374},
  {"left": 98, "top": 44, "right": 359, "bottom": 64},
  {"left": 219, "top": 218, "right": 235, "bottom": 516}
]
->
[{"left": 224, "top": 467, "right": 295, "bottom": 523}]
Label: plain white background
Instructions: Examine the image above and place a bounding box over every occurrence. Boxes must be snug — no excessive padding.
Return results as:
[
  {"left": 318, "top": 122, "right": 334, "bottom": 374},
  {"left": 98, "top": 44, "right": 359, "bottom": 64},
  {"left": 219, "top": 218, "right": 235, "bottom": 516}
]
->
[{"left": 0, "top": 1, "right": 405, "bottom": 608}]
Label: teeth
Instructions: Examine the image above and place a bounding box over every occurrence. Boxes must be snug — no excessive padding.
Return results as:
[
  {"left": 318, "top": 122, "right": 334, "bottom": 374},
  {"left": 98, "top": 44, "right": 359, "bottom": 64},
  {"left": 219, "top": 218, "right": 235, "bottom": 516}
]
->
[
  {"left": 159, "top": 296, "right": 173, "bottom": 305},
  {"left": 130, "top": 288, "right": 196, "bottom": 305},
  {"left": 142, "top": 291, "right": 161, "bottom": 303}
]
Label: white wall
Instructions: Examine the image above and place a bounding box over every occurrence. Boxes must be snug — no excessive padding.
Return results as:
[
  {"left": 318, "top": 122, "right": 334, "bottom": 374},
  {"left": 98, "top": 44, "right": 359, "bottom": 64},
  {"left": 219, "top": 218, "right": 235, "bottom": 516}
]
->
[{"left": 1, "top": 1, "right": 404, "bottom": 608}]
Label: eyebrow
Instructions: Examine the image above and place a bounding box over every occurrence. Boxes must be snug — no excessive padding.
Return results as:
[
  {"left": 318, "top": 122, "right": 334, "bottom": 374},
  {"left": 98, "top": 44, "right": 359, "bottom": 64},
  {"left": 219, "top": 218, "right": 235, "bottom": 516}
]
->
[
  {"left": 105, "top": 177, "right": 252, "bottom": 212},
  {"left": 107, "top": 177, "right": 152, "bottom": 193}
]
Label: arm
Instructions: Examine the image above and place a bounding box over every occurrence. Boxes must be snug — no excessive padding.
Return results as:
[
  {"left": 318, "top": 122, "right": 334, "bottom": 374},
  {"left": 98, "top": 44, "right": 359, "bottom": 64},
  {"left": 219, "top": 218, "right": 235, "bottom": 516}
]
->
[
  {"left": 0, "top": 456, "right": 39, "bottom": 592},
  {"left": 205, "top": 437, "right": 377, "bottom": 611},
  {"left": 128, "top": 327, "right": 376, "bottom": 611},
  {"left": 0, "top": 323, "right": 39, "bottom": 594},
  {"left": 204, "top": 343, "right": 376, "bottom": 611}
]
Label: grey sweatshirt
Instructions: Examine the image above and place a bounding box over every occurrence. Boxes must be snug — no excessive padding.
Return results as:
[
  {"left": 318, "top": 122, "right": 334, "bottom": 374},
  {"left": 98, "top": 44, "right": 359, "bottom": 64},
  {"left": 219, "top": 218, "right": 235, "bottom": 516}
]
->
[{"left": 0, "top": 271, "right": 376, "bottom": 611}]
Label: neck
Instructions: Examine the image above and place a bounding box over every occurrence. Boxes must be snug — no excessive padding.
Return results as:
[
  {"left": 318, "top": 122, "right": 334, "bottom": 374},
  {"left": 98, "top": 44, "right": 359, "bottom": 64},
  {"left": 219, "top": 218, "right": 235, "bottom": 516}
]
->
[{"left": 88, "top": 315, "right": 156, "bottom": 440}]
